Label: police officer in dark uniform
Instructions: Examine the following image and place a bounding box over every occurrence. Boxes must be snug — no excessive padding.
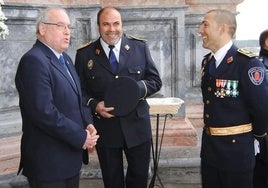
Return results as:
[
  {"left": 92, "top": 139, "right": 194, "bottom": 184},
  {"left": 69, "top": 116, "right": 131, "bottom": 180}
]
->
[
  {"left": 253, "top": 29, "right": 268, "bottom": 188},
  {"left": 75, "top": 7, "right": 162, "bottom": 188},
  {"left": 198, "top": 9, "right": 268, "bottom": 188}
]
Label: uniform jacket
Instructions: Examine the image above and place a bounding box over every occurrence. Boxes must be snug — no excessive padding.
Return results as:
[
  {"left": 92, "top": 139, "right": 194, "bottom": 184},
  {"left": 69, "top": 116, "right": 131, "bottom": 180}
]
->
[
  {"left": 259, "top": 52, "right": 268, "bottom": 80},
  {"left": 200, "top": 44, "right": 268, "bottom": 171},
  {"left": 75, "top": 34, "right": 162, "bottom": 148},
  {"left": 15, "top": 40, "right": 93, "bottom": 181}
]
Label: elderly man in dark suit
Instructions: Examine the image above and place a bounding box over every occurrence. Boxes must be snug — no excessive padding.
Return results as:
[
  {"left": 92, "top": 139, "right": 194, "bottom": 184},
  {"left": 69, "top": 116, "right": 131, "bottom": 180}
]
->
[
  {"left": 75, "top": 7, "right": 162, "bottom": 188},
  {"left": 15, "top": 7, "right": 99, "bottom": 188}
]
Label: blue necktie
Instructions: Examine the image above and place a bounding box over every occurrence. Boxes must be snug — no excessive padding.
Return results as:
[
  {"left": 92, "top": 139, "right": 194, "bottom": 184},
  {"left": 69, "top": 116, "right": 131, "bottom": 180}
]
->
[
  {"left": 108, "top": 45, "right": 118, "bottom": 73},
  {"left": 209, "top": 56, "right": 216, "bottom": 76},
  {"left": 59, "top": 55, "right": 68, "bottom": 70},
  {"left": 59, "top": 55, "right": 75, "bottom": 84}
]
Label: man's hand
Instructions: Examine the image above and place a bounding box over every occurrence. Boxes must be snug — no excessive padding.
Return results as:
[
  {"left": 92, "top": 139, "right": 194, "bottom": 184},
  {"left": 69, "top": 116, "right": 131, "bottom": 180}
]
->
[
  {"left": 95, "top": 101, "right": 115, "bottom": 118},
  {"left": 82, "top": 124, "right": 99, "bottom": 149},
  {"left": 255, "top": 133, "right": 268, "bottom": 163}
]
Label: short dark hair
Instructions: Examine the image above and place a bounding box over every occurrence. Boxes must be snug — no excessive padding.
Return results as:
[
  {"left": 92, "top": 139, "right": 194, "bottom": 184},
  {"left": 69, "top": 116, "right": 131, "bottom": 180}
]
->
[
  {"left": 259, "top": 29, "right": 268, "bottom": 47},
  {"left": 207, "top": 9, "right": 237, "bottom": 38},
  {"left": 97, "top": 7, "right": 120, "bottom": 25}
]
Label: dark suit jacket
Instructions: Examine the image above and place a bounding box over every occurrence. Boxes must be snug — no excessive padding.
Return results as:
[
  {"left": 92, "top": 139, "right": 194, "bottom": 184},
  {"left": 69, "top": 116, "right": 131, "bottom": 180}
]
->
[
  {"left": 75, "top": 34, "right": 162, "bottom": 148},
  {"left": 15, "top": 40, "right": 93, "bottom": 181},
  {"left": 201, "top": 44, "right": 268, "bottom": 172}
]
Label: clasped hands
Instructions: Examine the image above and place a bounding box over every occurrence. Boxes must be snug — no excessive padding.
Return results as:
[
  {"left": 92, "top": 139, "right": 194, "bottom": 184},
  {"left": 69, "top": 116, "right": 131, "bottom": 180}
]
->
[{"left": 82, "top": 124, "right": 99, "bottom": 150}]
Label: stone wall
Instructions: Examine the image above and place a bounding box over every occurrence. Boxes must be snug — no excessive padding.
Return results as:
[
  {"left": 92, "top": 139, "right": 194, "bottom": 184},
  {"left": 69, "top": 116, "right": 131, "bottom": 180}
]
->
[
  {"left": 0, "top": 0, "right": 243, "bottom": 111},
  {"left": 0, "top": 1, "right": 243, "bottom": 185}
]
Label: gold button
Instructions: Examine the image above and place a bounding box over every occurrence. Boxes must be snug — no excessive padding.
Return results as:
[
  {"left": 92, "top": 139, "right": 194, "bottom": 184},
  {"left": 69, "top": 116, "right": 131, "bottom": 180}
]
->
[
  {"left": 115, "top": 75, "right": 119, "bottom": 79},
  {"left": 205, "top": 114, "right": 209, "bottom": 118},
  {"left": 208, "top": 87, "right": 212, "bottom": 91},
  {"left": 232, "top": 139, "right": 236, "bottom": 143},
  {"left": 206, "top": 100, "right": 210, "bottom": 104}
]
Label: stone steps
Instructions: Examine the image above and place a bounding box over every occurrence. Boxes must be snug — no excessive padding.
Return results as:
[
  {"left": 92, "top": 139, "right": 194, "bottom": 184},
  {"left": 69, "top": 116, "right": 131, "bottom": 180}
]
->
[{"left": 8, "top": 156, "right": 201, "bottom": 188}]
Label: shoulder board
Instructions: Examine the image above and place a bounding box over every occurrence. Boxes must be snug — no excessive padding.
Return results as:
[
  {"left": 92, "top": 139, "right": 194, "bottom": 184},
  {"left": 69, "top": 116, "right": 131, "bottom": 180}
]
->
[
  {"left": 237, "top": 48, "right": 258, "bottom": 58},
  {"left": 127, "top": 35, "right": 147, "bottom": 42},
  {"left": 77, "top": 41, "right": 92, "bottom": 51}
]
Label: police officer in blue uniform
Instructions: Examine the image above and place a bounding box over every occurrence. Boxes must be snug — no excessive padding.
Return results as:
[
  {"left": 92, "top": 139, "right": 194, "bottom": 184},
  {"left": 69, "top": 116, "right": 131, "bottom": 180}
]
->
[
  {"left": 198, "top": 9, "right": 268, "bottom": 188},
  {"left": 75, "top": 7, "right": 162, "bottom": 188},
  {"left": 253, "top": 29, "right": 268, "bottom": 188}
]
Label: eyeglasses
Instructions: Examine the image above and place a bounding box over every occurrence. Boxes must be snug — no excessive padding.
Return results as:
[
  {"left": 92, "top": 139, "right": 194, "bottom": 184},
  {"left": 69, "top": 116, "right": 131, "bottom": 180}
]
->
[{"left": 42, "top": 22, "right": 73, "bottom": 31}]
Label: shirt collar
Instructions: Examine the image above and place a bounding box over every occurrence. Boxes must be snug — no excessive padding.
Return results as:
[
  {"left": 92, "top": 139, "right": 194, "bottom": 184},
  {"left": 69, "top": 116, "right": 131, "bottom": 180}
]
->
[
  {"left": 213, "top": 40, "right": 233, "bottom": 67},
  {"left": 100, "top": 38, "right": 122, "bottom": 53},
  {"left": 38, "top": 39, "right": 61, "bottom": 59}
]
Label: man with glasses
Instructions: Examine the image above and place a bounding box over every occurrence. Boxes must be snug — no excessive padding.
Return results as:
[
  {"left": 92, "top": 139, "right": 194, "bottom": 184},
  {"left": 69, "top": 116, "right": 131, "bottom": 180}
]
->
[{"left": 15, "top": 7, "right": 99, "bottom": 188}]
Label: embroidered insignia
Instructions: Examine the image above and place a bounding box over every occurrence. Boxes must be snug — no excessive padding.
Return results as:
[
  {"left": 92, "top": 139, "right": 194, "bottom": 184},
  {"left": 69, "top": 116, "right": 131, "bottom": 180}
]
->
[
  {"left": 128, "top": 35, "right": 147, "bottom": 42},
  {"left": 248, "top": 67, "right": 265, "bottom": 85},
  {"left": 237, "top": 48, "right": 258, "bottom": 58},
  {"left": 227, "top": 56, "right": 233, "bottom": 64},
  {"left": 87, "top": 60, "right": 94, "bottom": 70},
  {"left": 77, "top": 41, "right": 92, "bottom": 50},
  {"left": 95, "top": 49, "right": 100, "bottom": 55},
  {"left": 125, "top": 45, "right": 130, "bottom": 51}
]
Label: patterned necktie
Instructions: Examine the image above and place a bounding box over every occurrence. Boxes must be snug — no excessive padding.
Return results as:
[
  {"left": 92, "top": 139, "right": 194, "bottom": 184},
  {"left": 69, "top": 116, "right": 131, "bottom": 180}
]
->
[
  {"left": 209, "top": 55, "right": 216, "bottom": 76},
  {"left": 108, "top": 45, "right": 118, "bottom": 73}
]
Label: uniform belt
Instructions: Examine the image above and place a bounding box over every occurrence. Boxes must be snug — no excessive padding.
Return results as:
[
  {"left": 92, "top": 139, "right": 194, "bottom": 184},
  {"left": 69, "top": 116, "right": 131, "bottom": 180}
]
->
[{"left": 204, "top": 123, "right": 252, "bottom": 136}]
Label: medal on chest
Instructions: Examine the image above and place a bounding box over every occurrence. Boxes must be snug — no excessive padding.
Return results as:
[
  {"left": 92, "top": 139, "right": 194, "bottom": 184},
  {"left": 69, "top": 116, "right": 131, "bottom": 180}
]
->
[{"left": 214, "top": 79, "right": 239, "bottom": 98}]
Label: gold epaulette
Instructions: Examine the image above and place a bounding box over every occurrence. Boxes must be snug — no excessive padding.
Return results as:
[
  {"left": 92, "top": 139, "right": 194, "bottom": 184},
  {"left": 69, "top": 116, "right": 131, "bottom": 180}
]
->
[
  {"left": 127, "top": 35, "right": 147, "bottom": 42},
  {"left": 77, "top": 41, "right": 92, "bottom": 50},
  {"left": 237, "top": 48, "right": 258, "bottom": 58}
]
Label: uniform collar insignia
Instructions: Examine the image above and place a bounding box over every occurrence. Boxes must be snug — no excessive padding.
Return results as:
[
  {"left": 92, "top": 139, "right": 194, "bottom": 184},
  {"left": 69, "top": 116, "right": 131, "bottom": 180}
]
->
[
  {"left": 227, "top": 56, "right": 233, "bottom": 64},
  {"left": 95, "top": 49, "right": 100, "bottom": 55},
  {"left": 125, "top": 44, "right": 130, "bottom": 51}
]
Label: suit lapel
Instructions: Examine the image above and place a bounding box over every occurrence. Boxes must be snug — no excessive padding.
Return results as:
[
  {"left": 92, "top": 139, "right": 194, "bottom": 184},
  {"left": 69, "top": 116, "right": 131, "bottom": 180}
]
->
[
  {"left": 216, "top": 45, "right": 237, "bottom": 76},
  {"left": 35, "top": 40, "right": 79, "bottom": 94},
  {"left": 118, "top": 36, "right": 130, "bottom": 72},
  {"left": 63, "top": 56, "right": 79, "bottom": 94}
]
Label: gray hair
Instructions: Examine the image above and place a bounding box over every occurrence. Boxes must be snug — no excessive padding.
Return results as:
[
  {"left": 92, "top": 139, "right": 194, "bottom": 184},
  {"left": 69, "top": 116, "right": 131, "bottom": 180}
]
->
[{"left": 36, "top": 7, "right": 66, "bottom": 34}]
